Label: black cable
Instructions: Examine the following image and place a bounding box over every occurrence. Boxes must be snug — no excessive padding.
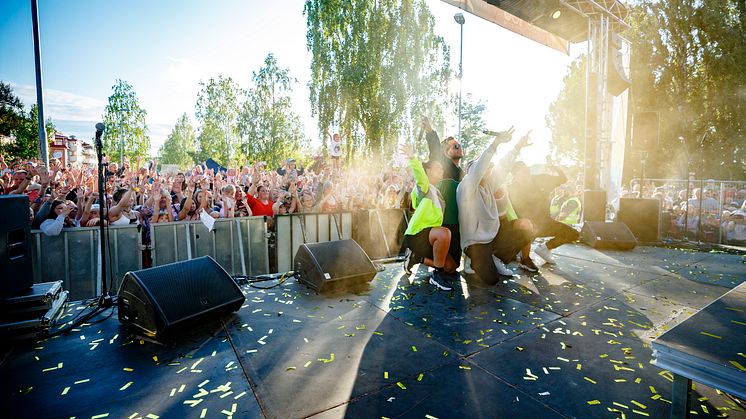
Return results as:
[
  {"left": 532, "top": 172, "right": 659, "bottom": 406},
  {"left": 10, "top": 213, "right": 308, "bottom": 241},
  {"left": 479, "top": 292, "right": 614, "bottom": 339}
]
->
[{"left": 233, "top": 271, "right": 294, "bottom": 290}]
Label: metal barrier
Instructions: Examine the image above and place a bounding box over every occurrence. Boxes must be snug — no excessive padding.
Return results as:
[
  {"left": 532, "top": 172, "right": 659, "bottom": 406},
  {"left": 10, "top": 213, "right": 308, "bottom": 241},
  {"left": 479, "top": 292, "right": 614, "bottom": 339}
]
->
[
  {"left": 353, "top": 209, "right": 409, "bottom": 259},
  {"left": 150, "top": 217, "right": 269, "bottom": 276},
  {"left": 31, "top": 216, "right": 269, "bottom": 301},
  {"left": 625, "top": 178, "right": 746, "bottom": 245},
  {"left": 275, "top": 212, "right": 353, "bottom": 273},
  {"left": 31, "top": 225, "right": 142, "bottom": 301}
]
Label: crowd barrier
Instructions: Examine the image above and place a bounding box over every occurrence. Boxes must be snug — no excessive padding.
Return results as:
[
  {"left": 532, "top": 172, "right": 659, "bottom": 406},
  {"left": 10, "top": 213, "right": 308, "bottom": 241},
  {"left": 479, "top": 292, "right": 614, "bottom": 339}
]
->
[
  {"left": 636, "top": 178, "right": 746, "bottom": 245},
  {"left": 275, "top": 212, "right": 353, "bottom": 273},
  {"left": 29, "top": 210, "right": 410, "bottom": 300},
  {"left": 30, "top": 216, "right": 269, "bottom": 300}
]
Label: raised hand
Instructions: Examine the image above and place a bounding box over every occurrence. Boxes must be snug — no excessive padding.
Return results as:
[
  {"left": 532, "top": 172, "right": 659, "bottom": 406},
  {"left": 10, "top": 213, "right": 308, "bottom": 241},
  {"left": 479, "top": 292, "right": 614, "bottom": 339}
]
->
[
  {"left": 420, "top": 115, "right": 432, "bottom": 132},
  {"left": 399, "top": 144, "right": 415, "bottom": 159},
  {"left": 516, "top": 129, "right": 533, "bottom": 149}
]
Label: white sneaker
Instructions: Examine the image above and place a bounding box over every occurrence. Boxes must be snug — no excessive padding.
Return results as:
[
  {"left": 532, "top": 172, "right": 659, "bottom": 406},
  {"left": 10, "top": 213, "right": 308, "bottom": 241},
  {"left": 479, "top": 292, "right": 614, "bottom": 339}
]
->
[
  {"left": 462, "top": 255, "right": 475, "bottom": 274},
  {"left": 535, "top": 243, "right": 556, "bottom": 264},
  {"left": 428, "top": 272, "right": 453, "bottom": 291},
  {"left": 492, "top": 255, "right": 514, "bottom": 276}
]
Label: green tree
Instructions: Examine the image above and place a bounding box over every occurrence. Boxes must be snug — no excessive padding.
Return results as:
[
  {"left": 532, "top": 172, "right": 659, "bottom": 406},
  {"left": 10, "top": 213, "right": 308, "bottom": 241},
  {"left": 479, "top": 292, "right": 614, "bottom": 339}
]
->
[
  {"left": 102, "top": 79, "right": 150, "bottom": 163},
  {"left": 458, "top": 94, "right": 491, "bottom": 164},
  {"left": 195, "top": 76, "right": 239, "bottom": 166},
  {"left": 545, "top": 56, "right": 586, "bottom": 163},
  {"left": 304, "top": 0, "right": 451, "bottom": 159},
  {"left": 237, "top": 53, "right": 306, "bottom": 168},
  {"left": 159, "top": 113, "right": 196, "bottom": 169},
  {"left": 0, "top": 83, "right": 55, "bottom": 161}
]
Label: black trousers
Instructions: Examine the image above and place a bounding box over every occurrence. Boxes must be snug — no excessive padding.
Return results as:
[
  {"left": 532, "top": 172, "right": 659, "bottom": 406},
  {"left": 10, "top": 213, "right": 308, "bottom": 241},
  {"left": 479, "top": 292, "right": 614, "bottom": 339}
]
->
[
  {"left": 464, "top": 220, "right": 532, "bottom": 286},
  {"left": 534, "top": 219, "right": 579, "bottom": 249},
  {"left": 444, "top": 223, "right": 461, "bottom": 264}
]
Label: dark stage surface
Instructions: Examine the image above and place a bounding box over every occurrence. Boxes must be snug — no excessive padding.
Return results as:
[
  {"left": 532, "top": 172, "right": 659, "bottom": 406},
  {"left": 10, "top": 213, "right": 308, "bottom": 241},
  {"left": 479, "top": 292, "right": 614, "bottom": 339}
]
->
[{"left": 1, "top": 244, "right": 745, "bottom": 418}]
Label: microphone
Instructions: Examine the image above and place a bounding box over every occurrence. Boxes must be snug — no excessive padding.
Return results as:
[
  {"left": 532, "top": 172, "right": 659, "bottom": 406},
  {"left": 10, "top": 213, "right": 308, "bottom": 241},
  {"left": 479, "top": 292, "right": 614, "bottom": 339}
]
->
[{"left": 96, "top": 122, "right": 105, "bottom": 140}]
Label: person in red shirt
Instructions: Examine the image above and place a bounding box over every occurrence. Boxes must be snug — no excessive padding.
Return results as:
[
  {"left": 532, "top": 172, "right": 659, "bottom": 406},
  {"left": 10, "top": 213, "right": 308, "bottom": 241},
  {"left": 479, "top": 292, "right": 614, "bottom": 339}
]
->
[{"left": 245, "top": 184, "right": 275, "bottom": 217}]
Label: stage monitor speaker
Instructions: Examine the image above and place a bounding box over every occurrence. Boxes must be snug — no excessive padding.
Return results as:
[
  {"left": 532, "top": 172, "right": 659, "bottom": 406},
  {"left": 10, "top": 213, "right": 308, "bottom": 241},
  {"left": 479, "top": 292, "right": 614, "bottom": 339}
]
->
[
  {"left": 0, "top": 195, "right": 33, "bottom": 297},
  {"left": 581, "top": 221, "right": 637, "bottom": 251},
  {"left": 632, "top": 112, "right": 660, "bottom": 150},
  {"left": 583, "top": 190, "right": 607, "bottom": 222},
  {"left": 617, "top": 198, "right": 661, "bottom": 243},
  {"left": 118, "top": 256, "right": 245, "bottom": 338},
  {"left": 295, "top": 239, "right": 377, "bottom": 293}
]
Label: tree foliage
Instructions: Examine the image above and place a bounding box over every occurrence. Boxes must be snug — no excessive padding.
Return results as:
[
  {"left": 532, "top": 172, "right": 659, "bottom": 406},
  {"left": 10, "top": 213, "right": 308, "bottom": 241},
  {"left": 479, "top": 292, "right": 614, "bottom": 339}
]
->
[
  {"left": 547, "top": 0, "right": 746, "bottom": 180},
  {"left": 195, "top": 76, "right": 239, "bottom": 166},
  {"left": 237, "top": 53, "right": 306, "bottom": 168},
  {"left": 458, "top": 93, "right": 491, "bottom": 164},
  {"left": 304, "top": 0, "right": 451, "bottom": 160},
  {"left": 102, "top": 79, "right": 150, "bottom": 163},
  {"left": 545, "top": 57, "right": 586, "bottom": 164},
  {"left": 0, "top": 82, "right": 55, "bottom": 161},
  {"left": 159, "top": 113, "right": 196, "bottom": 169}
]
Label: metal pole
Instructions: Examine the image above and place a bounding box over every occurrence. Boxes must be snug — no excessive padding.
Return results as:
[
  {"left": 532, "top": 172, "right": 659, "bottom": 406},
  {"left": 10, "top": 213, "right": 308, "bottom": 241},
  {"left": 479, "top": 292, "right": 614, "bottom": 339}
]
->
[
  {"left": 458, "top": 21, "right": 463, "bottom": 141},
  {"left": 31, "top": 0, "right": 48, "bottom": 169}
]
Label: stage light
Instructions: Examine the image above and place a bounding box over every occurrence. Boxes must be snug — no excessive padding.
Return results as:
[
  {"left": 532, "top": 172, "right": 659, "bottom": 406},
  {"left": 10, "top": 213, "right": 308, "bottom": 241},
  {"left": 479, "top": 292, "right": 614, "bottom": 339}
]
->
[{"left": 552, "top": 9, "right": 562, "bottom": 19}]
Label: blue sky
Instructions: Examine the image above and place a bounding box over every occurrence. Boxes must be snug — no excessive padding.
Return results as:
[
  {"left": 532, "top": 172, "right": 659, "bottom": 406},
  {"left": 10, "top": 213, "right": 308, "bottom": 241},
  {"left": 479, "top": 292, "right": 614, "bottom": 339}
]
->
[{"left": 0, "top": 0, "right": 582, "bottom": 163}]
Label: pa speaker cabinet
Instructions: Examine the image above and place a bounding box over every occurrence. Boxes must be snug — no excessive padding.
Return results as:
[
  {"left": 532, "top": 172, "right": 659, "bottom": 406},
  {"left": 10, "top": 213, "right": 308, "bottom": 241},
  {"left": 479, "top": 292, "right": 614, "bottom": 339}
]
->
[
  {"left": 295, "top": 239, "right": 376, "bottom": 293},
  {"left": 618, "top": 198, "right": 661, "bottom": 243},
  {"left": 118, "top": 256, "right": 245, "bottom": 338},
  {"left": 583, "top": 190, "right": 607, "bottom": 222},
  {"left": 0, "top": 195, "right": 33, "bottom": 297},
  {"left": 581, "top": 221, "right": 637, "bottom": 251}
]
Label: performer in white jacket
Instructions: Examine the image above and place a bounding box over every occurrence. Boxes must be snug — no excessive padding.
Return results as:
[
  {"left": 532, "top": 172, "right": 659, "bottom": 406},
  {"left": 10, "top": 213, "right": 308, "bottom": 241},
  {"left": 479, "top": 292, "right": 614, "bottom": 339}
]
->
[{"left": 457, "top": 128, "right": 534, "bottom": 285}]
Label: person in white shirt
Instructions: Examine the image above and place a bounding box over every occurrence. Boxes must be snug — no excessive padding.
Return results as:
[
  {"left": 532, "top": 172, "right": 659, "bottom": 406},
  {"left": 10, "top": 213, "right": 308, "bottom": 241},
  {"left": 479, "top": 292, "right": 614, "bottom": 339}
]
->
[{"left": 39, "top": 200, "right": 74, "bottom": 236}]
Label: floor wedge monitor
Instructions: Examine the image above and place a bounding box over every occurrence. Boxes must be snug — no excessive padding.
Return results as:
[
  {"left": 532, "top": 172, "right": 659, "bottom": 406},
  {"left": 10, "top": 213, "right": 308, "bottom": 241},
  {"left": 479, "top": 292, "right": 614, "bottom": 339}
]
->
[
  {"left": 295, "top": 239, "right": 377, "bottom": 293},
  {"left": 118, "top": 256, "right": 245, "bottom": 338}
]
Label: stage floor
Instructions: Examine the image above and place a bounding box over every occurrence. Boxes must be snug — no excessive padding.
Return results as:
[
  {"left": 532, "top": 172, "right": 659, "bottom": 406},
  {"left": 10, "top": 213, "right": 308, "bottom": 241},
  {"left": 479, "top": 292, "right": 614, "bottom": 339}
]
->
[{"left": 1, "top": 244, "right": 745, "bottom": 418}]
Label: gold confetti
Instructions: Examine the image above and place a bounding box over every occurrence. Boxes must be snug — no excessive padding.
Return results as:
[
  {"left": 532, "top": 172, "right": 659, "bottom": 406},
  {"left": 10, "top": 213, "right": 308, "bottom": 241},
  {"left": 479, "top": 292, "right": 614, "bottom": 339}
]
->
[
  {"left": 699, "top": 331, "right": 722, "bottom": 339},
  {"left": 74, "top": 379, "right": 90, "bottom": 385},
  {"left": 584, "top": 377, "right": 597, "bottom": 384},
  {"left": 397, "top": 382, "right": 407, "bottom": 389},
  {"left": 120, "top": 382, "right": 133, "bottom": 391},
  {"left": 631, "top": 400, "right": 646, "bottom": 409},
  {"left": 384, "top": 371, "right": 388, "bottom": 379},
  {"left": 61, "top": 386, "right": 70, "bottom": 395},
  {"left": 459, "top": 365, "right": 471, "bottom": 370},
  {"left": 200, "top": 408, "right": 207, "bottom": 418},
  {"left": 632, "top": 410, "right": 649, "bottom": 416},
  {"left": 587, "top": 400, "right": 601, "bottom": 405},
  {"left": 411, "top": 346, "right": 418, "bottom": 352},
  {"left": 729, "top": 361, "right": 746, "bottom": 371},
  {"left": 152, "top": 355, "right": 159, "bottom": 362},
  {"left": 417, "top": 373, "right": 424, "bottom": 381},
  {"left": 91, "top": 414, "right": 109, "bottom": 419},
  {"left": 123, "top": 368, "right": 133, "bottom": 372},
  {"left": 304, "top": 361, "right": 312, "bottom": 368},
  {"left": 198, "top": 379, "right": 210, "bottom": 388}
]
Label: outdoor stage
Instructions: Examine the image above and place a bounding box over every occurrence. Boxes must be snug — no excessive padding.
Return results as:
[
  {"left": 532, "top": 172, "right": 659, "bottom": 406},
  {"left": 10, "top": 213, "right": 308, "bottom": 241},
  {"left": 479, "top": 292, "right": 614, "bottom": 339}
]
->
[{"left": 1, "top": 244, "right": 744, "bottom": 418}]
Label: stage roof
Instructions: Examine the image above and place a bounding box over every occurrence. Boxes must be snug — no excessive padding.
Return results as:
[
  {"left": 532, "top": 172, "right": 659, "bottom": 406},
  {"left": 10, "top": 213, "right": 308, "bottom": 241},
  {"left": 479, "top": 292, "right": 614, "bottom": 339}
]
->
[{"left": 441, "top": 0, "right": 630, "bottom": 54}]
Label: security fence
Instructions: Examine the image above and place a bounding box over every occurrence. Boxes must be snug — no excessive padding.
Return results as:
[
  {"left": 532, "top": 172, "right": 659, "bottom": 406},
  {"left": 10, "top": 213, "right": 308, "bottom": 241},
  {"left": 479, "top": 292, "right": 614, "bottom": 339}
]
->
[
  {"left": 29, "top": 209, "right": 410, "bottom": 301},
  {"left": 626, "top": 178, "right": 746, "bottom": 245}
]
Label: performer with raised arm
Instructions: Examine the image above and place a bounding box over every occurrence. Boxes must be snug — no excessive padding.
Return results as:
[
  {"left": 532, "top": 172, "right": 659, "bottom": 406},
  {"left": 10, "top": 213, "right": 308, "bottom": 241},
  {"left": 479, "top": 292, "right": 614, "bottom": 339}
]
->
[
  {"left": 457, "top": 128, "right": 534, "bottom": 285},
  {"left": 400, "top": 144, "right": 458, "bottom": 291},
  {"left": 420, "top": 116, "right": 464, "bottom": 272},
  {"left": 509, "top": 162, "right": 579, "bottom": 265}
]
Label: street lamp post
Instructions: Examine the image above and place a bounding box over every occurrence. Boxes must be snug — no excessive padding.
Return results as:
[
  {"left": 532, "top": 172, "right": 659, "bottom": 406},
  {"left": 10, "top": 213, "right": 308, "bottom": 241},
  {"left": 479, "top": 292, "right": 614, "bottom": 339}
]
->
[{"left": 454, "top": 13, "right": 465, "bottom": 141}]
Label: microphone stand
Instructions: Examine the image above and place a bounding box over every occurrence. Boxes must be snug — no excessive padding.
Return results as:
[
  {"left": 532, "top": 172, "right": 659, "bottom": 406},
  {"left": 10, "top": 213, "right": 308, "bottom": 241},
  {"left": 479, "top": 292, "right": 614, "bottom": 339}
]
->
[{"left": 95, "top": 124, "right": 113, "bottom": 307}]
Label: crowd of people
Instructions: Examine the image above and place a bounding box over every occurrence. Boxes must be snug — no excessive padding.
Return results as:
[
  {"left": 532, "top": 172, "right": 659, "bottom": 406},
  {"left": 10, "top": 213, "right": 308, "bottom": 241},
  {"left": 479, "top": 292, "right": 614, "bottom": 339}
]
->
[
  {"left": 2, "top": 122, "right": 744, "bottom": 288},
  {"left": 0, "top": 150, "right": 416, "bottom": 237},
  {"left": 618, "top": 179, "right": 746, "bottom": 245}
]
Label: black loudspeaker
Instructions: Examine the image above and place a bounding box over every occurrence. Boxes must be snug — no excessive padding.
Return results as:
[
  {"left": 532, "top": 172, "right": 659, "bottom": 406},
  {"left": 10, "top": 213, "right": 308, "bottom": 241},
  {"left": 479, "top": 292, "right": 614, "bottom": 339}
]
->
[
  {"left": 583, "top": 190, "right": 607, "bottom": 222},
  {"left": 632, "top": 112, "right": 660, "bottom": 150},
  {"left": 617, "top": 198, "right": 661, "bottom": 243},
  {"left": 581, "top": 221, "right": 637, "bottom": 250},
  {"left": 118, "top": 256, "right": 245, "bottom": 338},
  {"left": 294, "top": 239, "right": 377, "bottom": 293},
  {"left": 0, "top": 195, "right": 33, "bottom": 297}
]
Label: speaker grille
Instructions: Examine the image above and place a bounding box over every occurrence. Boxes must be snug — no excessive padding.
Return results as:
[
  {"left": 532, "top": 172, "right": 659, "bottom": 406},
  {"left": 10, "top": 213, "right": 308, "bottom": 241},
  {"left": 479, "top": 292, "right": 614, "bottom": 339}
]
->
[
  {"left": 119, "top": 256, "right": 245, "bottom": 335},
  {"left": 295, "top": 240, "right": 376, "bottom": 292}
]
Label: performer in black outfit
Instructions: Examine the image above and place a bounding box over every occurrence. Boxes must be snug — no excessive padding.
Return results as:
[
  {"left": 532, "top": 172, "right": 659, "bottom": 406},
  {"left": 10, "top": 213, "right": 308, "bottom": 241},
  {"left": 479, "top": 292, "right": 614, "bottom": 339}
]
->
[{"left": 508, "top": 162, "right": 579, "bottom": 265}]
